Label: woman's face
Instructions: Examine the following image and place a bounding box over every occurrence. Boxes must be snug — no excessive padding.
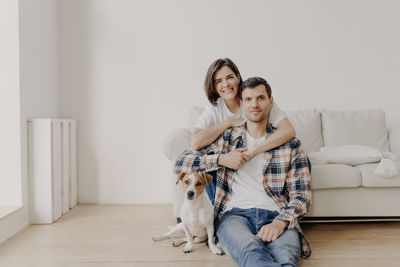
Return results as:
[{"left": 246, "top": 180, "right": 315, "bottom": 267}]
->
[{"left": 214, "top": 66, "right": 240, "bottom": 102}]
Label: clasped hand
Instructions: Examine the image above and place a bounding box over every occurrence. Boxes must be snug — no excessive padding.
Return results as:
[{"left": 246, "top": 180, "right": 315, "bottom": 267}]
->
[
  {"left": 217, "top": 148, "right": 247, "bottom": 170},
  {"left": 218, "top": 147, "right": 258, "bottom": 170}
]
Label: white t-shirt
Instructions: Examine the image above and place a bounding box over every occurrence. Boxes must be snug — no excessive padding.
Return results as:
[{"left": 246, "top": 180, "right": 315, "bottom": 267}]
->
[
  {"left": 195, "top": 98, "right": 286, "bottom": 130},
  {"left": 224, "top": 131, "right": 281, "bottom": 213}
]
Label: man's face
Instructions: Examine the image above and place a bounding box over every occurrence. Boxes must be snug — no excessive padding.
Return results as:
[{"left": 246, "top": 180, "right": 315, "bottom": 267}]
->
[{"left": 241, "top": 84, "right": 273, "bottom": 123}]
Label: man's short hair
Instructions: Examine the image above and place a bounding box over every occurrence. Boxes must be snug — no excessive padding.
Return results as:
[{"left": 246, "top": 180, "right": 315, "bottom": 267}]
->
[{"left": 239, "top": 77, "right": 272, "bottom": 99}]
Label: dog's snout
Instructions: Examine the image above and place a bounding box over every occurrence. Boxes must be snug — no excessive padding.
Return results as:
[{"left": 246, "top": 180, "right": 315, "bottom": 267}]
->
[{"left": 187, "top": 191, "right": 195, "bottom": 199}]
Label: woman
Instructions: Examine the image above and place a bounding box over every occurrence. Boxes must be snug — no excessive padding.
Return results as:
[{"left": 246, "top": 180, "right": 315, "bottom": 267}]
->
[{"left": 192, "top": 58, "right": 297, "bottom": 203}]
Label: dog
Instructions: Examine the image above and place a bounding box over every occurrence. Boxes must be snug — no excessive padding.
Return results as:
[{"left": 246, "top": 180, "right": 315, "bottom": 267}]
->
[{"left": 152, "top": 172, "right": 223, "bottom": 255}]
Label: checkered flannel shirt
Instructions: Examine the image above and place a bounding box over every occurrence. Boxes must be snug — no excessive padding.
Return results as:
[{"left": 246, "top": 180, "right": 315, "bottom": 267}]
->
[{"left": 174, "top": 123, "right": 312, "bottom": 258}]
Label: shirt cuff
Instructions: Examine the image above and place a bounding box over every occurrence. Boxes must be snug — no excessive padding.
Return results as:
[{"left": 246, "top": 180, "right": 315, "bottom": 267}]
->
[
  {"left": 275, "top": 211, "right": 295, "bottom": 229},
  {"left": 203, "top": 154, "right": 220, "bottom": 172}
]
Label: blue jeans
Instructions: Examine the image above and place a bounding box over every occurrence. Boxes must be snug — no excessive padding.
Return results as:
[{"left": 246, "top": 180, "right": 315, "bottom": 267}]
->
[
  {"left": 216, "top": 208, "right": 301, "bottom": 267},
  {"left": 204, "top": 171, "right": 217, "bottom": 205},
  {"left": 205, "top": 157, "right": 312, "bottom": 205}
]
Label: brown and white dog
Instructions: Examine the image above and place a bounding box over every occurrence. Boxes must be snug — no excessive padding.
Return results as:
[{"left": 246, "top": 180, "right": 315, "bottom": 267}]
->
[{"left": 152, "top": 173, "right": 222, "bottom": 255}]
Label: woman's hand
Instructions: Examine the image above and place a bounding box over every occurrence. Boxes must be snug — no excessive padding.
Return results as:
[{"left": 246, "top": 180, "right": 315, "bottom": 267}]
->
[
  {"left": 227, "top": 118, "right": 246, "bottom": 127},
  {"left": 218, "top": 148, "right": 248, "bottom": 170},
  {"left": 242, "top": 148, "right": 257, "bottom": 161}
]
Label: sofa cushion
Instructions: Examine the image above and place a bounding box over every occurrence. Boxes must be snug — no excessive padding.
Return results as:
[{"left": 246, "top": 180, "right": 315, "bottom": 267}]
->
[
  {"left": 286, "top": 109, "right": 323, "bottom": 155},
  {"left": 309, "top": 145, "right": 382, "bottom": 166},
  {"left": 321, "top": 110, "right": 390, "bottom": 152},
  {"left": 310, "top": 164, "right": 362, "bottom": 190},
  {"left": 356, "top": 161, "right": 400, "bottom": 188}
]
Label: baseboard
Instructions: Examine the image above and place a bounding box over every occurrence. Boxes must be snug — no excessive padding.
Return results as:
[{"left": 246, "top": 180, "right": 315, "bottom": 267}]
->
[
  {"left": 0, "top": 206, "right": 23, "bottom": 221},
  {"left": 301, "top": 216, "right": 400, "bottom": 223}
]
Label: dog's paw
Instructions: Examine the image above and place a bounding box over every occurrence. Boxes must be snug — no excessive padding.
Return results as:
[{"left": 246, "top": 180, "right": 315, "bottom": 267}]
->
[
  {"left": 152, "top": 235, "right": 163, "bottom": 241},
  {"left": 172, "top": 239, "right": 185, "bottom": 247},
  {"left": 210, "top": 245, "right": 223, "bottom": 256},
  {"left": 183, "top": 244, "right": 193, "bottom": 253}
]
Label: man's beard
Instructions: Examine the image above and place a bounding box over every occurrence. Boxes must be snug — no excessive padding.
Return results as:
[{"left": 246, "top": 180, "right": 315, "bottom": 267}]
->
[{"left": 247, "top": 111, "right": 269, "bottom": 123}]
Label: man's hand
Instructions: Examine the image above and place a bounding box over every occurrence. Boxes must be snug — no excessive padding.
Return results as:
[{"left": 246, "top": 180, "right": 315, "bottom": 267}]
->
[
  {"left": 218, "top": 148, "right": 248, "bottom": 170},
  {"left": 256, "top": 220, "right": 289, "bottom": 242}
]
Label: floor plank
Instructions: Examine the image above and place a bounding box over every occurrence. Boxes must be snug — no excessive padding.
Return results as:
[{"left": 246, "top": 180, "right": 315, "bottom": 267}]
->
[{"left": 0, "top": 205, "right": 399, "bottom": 266}]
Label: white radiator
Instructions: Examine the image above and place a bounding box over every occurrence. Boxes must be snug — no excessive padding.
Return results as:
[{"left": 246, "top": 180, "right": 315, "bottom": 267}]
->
[{"left": 28, "top": 119, "right": 77, "bottom": 224}]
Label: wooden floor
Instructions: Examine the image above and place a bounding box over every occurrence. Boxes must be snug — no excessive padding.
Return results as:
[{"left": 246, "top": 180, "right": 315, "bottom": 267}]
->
[{"left": 0, "top": 205, "right": 400, "bottom": 267}]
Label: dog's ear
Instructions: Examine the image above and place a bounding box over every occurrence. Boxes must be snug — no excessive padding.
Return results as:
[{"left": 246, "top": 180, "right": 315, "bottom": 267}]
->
[
  {"left": 201, "top": 173, "right": 213, "bottom": 185},
  {"left": 176, "top": 173, "right": 186, "bottom": 185}
]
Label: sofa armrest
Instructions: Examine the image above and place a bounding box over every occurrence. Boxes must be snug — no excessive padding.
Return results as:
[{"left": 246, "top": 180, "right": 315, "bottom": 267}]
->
[
  {"left": 163, "top": 128, "right": 191, "bottom": 162},
  {"left": 389, "top": 128, "right": 400, "bottom": 159},
  {"left": 387, "top": 114, "right": 400, "bottom": 158}
]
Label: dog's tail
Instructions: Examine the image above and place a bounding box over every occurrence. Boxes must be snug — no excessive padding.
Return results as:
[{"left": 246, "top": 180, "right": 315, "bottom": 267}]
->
[{"left": 168, "top": 225, "right": 185, "bottom": 237}]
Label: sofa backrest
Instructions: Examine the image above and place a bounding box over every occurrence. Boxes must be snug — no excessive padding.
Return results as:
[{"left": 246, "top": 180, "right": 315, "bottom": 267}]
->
[
  {"left": 188, "top": 106, "right": 205, "bottom": 131},
  {"left": 187, "top": 107, "right": 391, "bottom": 154},
  {"left": 286, "top": 109, "right": 323, "bottom": 155},
  {"left": 188, "top": 106, "right": 324, "bottom": 155},
  {"left": 321, "top": 110, "right": 390, "bottom": 152}
]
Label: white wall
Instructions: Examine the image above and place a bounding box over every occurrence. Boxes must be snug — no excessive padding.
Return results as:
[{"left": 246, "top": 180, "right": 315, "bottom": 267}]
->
[
  {"left": 19, "top": 0, "right": 60, "bottom": 217},
  {"left": 0, "top": 0, "right": 22, "bottom": 207},
  {"left": 0, "top": 0, "right": 59, "bottom": 243},
  {"left": 58, "top": 0, "right": 400, "bottom": 204},
  {"left": 0, "top": 0, "right": 24, "bottom": 243}
]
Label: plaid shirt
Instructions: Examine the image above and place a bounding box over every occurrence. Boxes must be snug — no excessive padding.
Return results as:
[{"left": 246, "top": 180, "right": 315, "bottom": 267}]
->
[{"left": 174, "top": 123, "right": 312, "bottom": 258}]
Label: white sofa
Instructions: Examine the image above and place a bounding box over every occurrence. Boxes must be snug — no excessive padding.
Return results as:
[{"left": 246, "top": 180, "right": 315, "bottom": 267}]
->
[{"left": 164, "top": 108, "right": 400, "bottom": 219}]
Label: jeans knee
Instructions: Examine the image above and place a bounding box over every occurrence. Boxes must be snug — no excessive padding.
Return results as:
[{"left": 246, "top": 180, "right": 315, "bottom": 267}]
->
[
  {"left": 275, "top": 249, "right": 300, "bottom": 266},
  {"left": 217, "top": 220, "right": 281, "bottom": 267},
  {"left": 236, "top": 236, "right": 267, "bottom": 262},
  {"left": 272, "top": 241, "right": 301, "bottom": 266}
]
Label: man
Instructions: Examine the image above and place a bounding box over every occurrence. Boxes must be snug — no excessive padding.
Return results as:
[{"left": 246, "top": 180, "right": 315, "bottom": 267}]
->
[{"left": 174, "top": 77, "right": 312, "bottom": 266}]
